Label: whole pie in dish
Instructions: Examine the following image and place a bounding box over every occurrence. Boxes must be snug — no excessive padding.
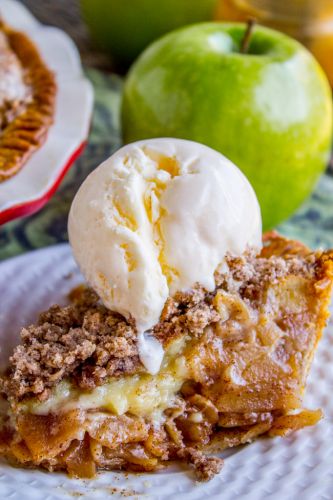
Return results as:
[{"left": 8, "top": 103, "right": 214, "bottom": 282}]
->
[
  {"left": 0, "top": 232, "right": 332, "bottom": 481},
  {"left": 0, "top": 20, "right": 56, "bottom": 182}
]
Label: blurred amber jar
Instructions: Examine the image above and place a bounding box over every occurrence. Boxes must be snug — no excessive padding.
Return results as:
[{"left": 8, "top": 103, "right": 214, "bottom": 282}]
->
[{"left": 217, "top": 0, "right": 333, "bottom": 85}]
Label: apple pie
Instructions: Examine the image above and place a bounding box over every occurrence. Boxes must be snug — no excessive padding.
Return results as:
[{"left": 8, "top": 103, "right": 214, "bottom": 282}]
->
[
  {"left": 0, "top": 19, "right": 56, "bottom": 182},
  {"left": 0, "top": 233, "right": 332, "bottom": 481}
]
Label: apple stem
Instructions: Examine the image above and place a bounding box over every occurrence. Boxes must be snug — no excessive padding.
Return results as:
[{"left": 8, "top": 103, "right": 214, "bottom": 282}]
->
[{"left": 240, "top": 19, "right": 256, "bottom": 54}]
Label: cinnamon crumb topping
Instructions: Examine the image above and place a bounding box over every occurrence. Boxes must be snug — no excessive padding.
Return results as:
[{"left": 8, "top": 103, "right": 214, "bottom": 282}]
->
[{"left": 177, "top": 447, "right": 224, "bottom": 481}]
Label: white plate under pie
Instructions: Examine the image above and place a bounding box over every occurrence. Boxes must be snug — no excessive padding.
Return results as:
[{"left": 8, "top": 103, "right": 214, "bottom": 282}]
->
[
  {"left": 0, "top": 0, "right": 93, "bottom": 225},
  {"left": 0, "top": 245, "right": 332, "bottom": 500}
]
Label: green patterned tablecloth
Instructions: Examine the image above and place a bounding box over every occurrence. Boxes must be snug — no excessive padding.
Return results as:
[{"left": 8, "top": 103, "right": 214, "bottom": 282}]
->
[{"left": 0, "top": 69, "right": 333, "bottom": 261}]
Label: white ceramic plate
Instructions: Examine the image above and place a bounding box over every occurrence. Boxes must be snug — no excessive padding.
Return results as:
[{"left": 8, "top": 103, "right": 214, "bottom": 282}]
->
[
  {"left": 0, "top": 0, "right": 94, "bottom": 225},
  {"left": 0, "top": 245, "right": 332, "bottom": 500}
]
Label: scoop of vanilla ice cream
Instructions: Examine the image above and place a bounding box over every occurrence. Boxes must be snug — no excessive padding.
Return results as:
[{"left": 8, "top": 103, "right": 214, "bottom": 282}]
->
[{"left": 68, "top": 138, "right": 262, "bottom": 374}]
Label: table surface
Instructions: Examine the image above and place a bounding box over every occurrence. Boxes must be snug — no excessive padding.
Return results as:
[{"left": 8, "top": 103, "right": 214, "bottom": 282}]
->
[{"left": 1, "top": 0, "right": 333, "bottom": 261}]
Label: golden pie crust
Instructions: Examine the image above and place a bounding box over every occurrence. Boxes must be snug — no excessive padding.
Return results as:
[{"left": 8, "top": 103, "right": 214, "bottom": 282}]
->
[
  {"left": 0, "top": 20, "right": 56, "bottom": 182},
  {"left": 0, "top": 233, "right": 332, "bottom": 481}
]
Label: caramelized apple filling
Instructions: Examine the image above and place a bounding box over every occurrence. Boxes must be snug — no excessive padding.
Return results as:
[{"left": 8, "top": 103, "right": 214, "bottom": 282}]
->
[{"left": 0, "top": 233, "right": 332, "bottom": 481}]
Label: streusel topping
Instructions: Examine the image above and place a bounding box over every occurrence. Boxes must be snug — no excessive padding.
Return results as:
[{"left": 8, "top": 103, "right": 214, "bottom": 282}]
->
[{"left": 0, "top": 31, "right": 30, "bottom": 130}]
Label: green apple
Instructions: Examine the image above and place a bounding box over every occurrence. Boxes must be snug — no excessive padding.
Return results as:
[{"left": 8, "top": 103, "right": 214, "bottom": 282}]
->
[
  {"left": 122, "top": 23, "right": 333, "bottom": 229},
  {"left": 80, "top": 0, "right": 219, "bottom": 66}
]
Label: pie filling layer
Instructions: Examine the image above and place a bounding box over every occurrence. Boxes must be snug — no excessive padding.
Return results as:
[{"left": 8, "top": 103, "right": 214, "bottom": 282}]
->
[
  {"left": 0, "top": 233, "right": 332, "bottom": 481},
  {"left": 22, "top": 336, "right": 188, "bottom": 420}
]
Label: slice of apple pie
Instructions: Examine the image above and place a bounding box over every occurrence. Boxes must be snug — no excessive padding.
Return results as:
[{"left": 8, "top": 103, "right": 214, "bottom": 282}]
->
[
  {"left": 0, "top": 20, "right": 56, "bottom": 181},
  {"left": 0, "top": 233, "right": 332, "bottom": 481}
]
